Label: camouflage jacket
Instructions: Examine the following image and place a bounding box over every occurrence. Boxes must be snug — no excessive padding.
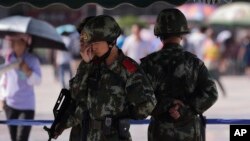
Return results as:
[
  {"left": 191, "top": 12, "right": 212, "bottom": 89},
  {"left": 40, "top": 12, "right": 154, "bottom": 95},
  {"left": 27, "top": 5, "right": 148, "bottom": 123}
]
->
[
  {"left": 65, "top": 49, "right": 156, "bottom": 141},
  {"left": 141, "top": 43, "right": 218, "bottom": 116},
  {"left": 140, "top": 43, "right": 218, "bottom": 141}
]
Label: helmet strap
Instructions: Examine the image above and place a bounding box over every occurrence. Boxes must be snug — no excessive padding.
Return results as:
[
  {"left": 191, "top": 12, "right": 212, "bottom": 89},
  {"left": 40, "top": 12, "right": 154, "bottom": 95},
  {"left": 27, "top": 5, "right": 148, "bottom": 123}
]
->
[
  {"left": 102, "top": 47, "right": 112, "bottom": 60},
  {"left": 94, "top": 44, "right": 113, "bottom": 62},
  {"left": 92, "top": 41, "right": 116, "bottom": 63}
]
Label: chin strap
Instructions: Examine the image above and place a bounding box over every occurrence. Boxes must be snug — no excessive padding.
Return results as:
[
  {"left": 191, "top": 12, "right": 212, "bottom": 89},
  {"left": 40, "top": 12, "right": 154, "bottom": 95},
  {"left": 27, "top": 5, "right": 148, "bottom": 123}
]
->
[
  {"left": 92, "top": 43, "right": 114, "bottom": 63},
  {"left": 99, "top": 46, "right": 113, "bottom": 61}
]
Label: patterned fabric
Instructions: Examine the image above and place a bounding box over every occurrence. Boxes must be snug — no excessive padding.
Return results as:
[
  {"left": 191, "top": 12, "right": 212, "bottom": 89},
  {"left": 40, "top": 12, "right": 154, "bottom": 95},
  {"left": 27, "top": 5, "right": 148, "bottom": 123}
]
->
[
  {"left": 140, "top": 43, "right": 218, "bottom": 141},
  {"left": 64, "top": 49, "right": 156, "bottom": 141},
  {"left": 82, "top": 15, "right": 121, "bottom": 44},
  {"left": 154, "top": 8, "right": 190, "bottom": 36}
]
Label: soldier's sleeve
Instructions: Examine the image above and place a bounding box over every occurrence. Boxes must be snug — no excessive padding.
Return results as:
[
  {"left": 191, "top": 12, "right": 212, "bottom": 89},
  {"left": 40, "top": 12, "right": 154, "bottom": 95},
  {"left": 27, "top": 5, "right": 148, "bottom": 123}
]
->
[
  {"left": 62, "top": 61, "right": 90, "bottom": 128},
  {"left": 189, "top": 63, "right": 218, "bottom": 114},
  {"left": 70, "top": 61, "right": 91, "bottom": 100},
  {"left": 63, "top": 100, "right": 87, "bottom": 128},
  {"left": 123, "top": 59, "right": 156, "bottom": 119},
  {"left": 140, "top": 57, "right": 158, "bottom": 90}
]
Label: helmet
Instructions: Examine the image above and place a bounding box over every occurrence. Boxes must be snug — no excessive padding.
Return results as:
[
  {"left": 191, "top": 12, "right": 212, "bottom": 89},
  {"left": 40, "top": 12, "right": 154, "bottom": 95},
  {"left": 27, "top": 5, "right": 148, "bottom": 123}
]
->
[
  {"left": 81, "top": 15, "right": 121, "bottom": 44},
  {"left": 77, "top": 16, "right": 96, "bottom": 34},
  {"left": 154, "top": 8, "right": 190, "bottom": 37}
]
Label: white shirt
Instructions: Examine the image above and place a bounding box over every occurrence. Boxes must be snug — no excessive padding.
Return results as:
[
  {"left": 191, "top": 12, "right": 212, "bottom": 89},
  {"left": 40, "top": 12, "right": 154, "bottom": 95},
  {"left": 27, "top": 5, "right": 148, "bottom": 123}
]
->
[
  {"left": 187, "top": 31, "right": 206, "bottom": 60},
  {"left": 122, "top": 35, "right": 151, "bottom": 64},
  {"left": 0, "top": 52, "right": 41, "bottom": 110}
]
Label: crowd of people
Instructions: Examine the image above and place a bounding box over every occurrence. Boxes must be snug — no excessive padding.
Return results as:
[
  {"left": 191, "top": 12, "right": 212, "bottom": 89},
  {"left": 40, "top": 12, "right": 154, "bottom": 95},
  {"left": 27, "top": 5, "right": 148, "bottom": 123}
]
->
[{"left": 184, "top": 26, "right": 250, "bottom": 76}]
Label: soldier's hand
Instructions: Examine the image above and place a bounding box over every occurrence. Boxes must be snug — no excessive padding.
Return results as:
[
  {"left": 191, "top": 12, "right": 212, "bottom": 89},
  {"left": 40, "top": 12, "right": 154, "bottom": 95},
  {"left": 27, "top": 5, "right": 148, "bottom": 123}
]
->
[
  {"left": 80, "top": 45, "right": 93, "bottom": 63},
  {"left": 168, "top": 99, "right": 185, "bottom": 120},
  {"left": 52, "top": 123, "right": 66, "bottom": 139},
  {"left": 169, "top": 104, "right": 180, "bottom": 120}
]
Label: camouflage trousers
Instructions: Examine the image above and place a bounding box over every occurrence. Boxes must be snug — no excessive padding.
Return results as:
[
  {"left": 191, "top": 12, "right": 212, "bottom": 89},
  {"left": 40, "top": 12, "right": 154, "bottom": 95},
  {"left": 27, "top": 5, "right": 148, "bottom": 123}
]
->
[
  {"left": 148, "top": 116, "right": 202, "bottom": 141},
  {"left": 70, "top": 124, "right": 84, "bottom": 141}
]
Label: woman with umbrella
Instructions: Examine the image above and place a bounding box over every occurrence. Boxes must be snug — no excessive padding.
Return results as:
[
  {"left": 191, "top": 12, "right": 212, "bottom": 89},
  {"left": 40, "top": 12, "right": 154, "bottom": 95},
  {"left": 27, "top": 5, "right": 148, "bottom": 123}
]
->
[{"left": 0, "top": 33, "right": 42, "bottom": 141}]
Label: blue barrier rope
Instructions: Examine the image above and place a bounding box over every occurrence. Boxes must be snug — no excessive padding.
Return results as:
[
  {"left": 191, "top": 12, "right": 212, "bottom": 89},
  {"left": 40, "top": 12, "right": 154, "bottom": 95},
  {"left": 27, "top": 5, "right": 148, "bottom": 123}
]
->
[
  {"left": 1, "top": 119, "right": 250, "bottom": 126},
  {"left": 0, "top": 120, "right": 53, "bottom": 126}
]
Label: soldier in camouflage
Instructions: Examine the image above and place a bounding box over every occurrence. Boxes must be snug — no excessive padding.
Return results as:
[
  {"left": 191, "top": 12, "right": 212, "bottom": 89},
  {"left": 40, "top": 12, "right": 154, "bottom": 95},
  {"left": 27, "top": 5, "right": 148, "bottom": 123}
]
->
[
  {"left": 53, "top": 15, "right": 156, "bottom": 141},
  {"left": 140, "top": 8, "right": 218, "bottom": 141}
]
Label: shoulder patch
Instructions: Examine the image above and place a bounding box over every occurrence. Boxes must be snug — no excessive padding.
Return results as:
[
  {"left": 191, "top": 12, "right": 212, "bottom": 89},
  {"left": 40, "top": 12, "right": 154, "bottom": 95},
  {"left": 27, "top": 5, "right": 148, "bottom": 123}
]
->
[{"left": 122, "top": 59, "right": 137, "bottom": 73}]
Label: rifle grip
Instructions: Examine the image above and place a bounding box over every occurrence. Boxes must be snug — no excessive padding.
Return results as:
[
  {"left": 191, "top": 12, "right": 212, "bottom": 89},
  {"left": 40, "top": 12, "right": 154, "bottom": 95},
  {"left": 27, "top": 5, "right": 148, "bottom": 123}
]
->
[
  {"left": 43, "top": 126, "right": 52, "bottom": 141},
  {"left": 43, "top": 126, "right": 50, "bottom": 132}
]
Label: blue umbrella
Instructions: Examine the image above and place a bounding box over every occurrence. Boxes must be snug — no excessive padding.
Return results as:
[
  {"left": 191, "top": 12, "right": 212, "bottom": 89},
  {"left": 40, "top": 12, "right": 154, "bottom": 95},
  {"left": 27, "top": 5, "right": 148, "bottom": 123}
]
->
[
  {"left": 0, "top": 16, "right": 66, "bottom": 50},
  {"left": 56, "top": 24, "right": 77, "bottom": 35}
]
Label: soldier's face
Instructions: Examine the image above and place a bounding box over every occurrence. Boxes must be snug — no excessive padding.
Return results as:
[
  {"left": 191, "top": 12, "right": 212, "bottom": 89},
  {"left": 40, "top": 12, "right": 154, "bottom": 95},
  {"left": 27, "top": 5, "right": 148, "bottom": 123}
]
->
[
  {"left": 91, "top": 41, "right": 109, "bottom": 57},
  {"left": 80, "top": 30, "right": 109, "bottom": 58}
]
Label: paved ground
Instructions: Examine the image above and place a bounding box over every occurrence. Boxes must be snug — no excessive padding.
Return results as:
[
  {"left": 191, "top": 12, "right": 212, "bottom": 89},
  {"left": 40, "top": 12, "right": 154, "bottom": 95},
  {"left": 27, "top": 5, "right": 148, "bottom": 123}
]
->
[{"left": 1, "top": 65, "right": 250, "bottom": 141}]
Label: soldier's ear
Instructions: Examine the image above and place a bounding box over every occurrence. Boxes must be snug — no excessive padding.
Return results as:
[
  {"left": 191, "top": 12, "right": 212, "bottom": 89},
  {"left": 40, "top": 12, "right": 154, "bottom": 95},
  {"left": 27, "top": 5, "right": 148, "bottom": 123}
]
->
[{"left": 108, "top": 41, "right": 116, "bottom": 48}]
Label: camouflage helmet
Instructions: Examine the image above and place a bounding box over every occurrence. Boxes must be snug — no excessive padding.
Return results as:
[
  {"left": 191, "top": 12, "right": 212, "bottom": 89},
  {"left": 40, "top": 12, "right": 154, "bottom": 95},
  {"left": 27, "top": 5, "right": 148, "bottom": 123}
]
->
[
  {"left": 81, "top": 15, "right": 121, "bottom": 44},
  {"left": 77, "top": 16, "right": 96, "bottom": 34},
  {"left": 154, "top": 8, "right": 190, "bottom": 37}
]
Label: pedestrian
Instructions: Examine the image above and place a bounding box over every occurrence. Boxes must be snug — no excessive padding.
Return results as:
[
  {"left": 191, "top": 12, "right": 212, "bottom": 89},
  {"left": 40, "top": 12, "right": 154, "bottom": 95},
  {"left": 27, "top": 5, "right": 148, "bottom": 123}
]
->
[
  {"left": 202, "top": 27, "right": 227, "bottom": 97},
  {"left": 52, "top": 15, "right": 156, "bottom": 141},
  {"left": 0, "top": 55, "right": 4, "bottom": 64},
  {"left": 122, "top": 24, "right": 151, "bottom": 64},
  {"left": 140, "top": 8, "right": 218, "bottom": 141},
  {"left": 185, "top": 26, "right": 207, "bottom": 60},
  {"left": 0, "top": 34, "right": 42, "bottom": 141},
  {"left": 243, "top": 34, "right": 250, "bottom": 75},
  {"left": 55, "top": 32, "right": 73, "bottom": 88}
]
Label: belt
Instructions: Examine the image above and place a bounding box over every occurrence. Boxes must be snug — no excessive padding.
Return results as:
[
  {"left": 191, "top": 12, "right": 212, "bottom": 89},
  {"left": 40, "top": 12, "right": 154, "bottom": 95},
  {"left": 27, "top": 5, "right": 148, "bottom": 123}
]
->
[
  {"left": 90, "top": 119, "right": 102, "bottom": 129},
  {"left": 152, "top": 112, "right": 197, "bottom": 125},
  {"left": 90, "top": 117, "right": 117, "bottom": 130}
]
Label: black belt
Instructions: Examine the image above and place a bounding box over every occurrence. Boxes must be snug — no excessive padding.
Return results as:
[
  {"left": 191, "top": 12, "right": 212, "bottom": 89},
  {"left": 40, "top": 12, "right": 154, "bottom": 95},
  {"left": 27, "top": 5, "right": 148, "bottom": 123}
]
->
[
  {"left": 152, "top": 112, "right": 197, "bottom": 125},
  {"left": 90, "top": 117, "right": 118, "bottom": 130}
]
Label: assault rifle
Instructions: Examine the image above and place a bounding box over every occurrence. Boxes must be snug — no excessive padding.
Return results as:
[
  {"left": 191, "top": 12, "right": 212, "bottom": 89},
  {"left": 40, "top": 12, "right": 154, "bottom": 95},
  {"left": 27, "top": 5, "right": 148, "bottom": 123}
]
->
[{"left": 44, "top": 88, "right": 71, "bottom": 141}]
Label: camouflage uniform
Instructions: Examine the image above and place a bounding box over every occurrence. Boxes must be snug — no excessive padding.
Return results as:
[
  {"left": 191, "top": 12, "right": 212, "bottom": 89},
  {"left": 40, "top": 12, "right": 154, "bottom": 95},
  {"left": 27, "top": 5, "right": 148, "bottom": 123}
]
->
[
  {"left": 140, "top": 9, "right": 218, "bottom": 141},
  {"left": 62, "top": 15, "right": 156, "bottom": 141}
]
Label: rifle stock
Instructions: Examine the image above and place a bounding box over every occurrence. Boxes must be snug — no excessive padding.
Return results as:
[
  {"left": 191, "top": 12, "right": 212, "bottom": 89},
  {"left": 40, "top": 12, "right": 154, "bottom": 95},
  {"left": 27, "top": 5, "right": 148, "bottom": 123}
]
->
[{"left": 43, "top": 88, "right": 71, "bottom": 141}]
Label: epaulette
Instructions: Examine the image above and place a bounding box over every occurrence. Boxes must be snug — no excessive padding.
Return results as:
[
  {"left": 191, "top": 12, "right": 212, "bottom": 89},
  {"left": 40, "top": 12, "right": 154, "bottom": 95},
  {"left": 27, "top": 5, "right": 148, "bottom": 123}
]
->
[{"left": 122, "top": 58, "right": 137, "bottom": 73}]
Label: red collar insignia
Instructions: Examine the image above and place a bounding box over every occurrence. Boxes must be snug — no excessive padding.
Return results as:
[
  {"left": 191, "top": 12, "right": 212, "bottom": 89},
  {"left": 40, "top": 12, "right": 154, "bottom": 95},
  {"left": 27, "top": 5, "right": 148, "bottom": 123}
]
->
[{"left": 122, "top": 59, "right": 137, "bottom": 73}]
